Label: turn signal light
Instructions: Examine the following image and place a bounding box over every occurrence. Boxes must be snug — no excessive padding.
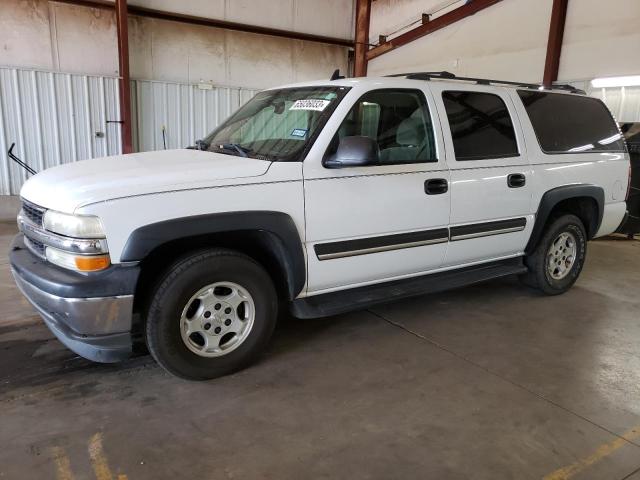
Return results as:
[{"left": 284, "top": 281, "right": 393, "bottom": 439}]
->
[
  {"left": 74, "top": 255, "right": 111, "bottom": 272},
  {"left": 46, "top": 247, "right": 111, "bottom": 272}
]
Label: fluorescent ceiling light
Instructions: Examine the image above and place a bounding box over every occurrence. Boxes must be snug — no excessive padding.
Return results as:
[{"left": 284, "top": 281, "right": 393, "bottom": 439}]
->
[{"left": 591, "top": 75, "right": 640, "bottom": 88}]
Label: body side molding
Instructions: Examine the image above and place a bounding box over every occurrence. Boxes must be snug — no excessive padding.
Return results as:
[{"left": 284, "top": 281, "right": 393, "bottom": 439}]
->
[
  {"left": 450, "top": 218, "right": 527, "bottom": 241},
  {"left": 314, "top": 228, "right": 449, "bottom": 260},
  {"left": 526, "top": 184, "right": 605, "bottom": 254},
  {"left": 120, "top": 211, "right": 306, "bottom": 299}
]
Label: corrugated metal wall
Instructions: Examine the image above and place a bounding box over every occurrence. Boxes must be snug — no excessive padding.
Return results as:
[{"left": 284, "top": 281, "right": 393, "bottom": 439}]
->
[
  {"left": 570, "top": 80, "right": 640, "bottom": 123},
  {"left": 132, "top": 80, "right": 258, "bottom": 152},
  {"left": 0, "top": 67, "right": 259, "bottom": 195},
  {"left": 0, "top": 67, "right": 121, "bottom": 195},
  {"left": 590, "top": 86, "right": 640, "bottom": 124}
]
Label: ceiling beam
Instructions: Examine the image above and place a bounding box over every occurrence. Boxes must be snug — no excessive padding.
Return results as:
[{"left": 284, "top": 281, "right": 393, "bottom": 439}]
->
[
  {"left": 354, "top": 0, "right": 372, "bottom": 77},
  {"left": 543, "top": 0, "right": 569, "bottom": 87},
  {"left": 51, "top": 0, "right": 354, "bottom": 47},
  {"left": 366, "top": 0, "right": 503, "bottom": 61}
]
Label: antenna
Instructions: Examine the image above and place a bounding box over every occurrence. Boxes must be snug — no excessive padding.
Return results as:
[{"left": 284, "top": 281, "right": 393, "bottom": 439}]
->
[
  {"left": 7, "top": 143, "right": 37, "bottom": 176},
  {"left": 330, "top": 69, "right": 345, "bottom": 81}
]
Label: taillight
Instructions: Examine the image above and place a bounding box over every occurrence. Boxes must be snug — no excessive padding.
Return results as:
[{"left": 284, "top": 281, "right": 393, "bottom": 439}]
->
[{"left": 626, "top": 164, "right": 632, "bottom": 200}]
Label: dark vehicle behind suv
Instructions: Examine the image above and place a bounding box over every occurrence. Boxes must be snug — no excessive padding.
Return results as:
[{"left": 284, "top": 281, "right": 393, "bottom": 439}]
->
[{"left": 617, "top": 123, "right": 640, "bottom": 236}]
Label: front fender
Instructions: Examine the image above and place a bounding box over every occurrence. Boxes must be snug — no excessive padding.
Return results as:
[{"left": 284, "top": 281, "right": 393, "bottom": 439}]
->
[{"left": 120, "top": 211, "right": 306, "bottom": 299}]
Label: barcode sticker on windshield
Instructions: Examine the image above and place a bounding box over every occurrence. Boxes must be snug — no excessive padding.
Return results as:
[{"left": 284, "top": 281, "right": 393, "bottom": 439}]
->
[{"left": 290, "top": 99, "right": 331, "bottom": 111}]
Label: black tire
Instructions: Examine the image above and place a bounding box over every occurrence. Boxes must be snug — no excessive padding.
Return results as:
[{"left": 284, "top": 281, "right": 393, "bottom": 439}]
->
[
  {"left": 522, "top": 214, "right": 587, "bottom": 295},
  {"left": 145, "top": 248, "right": 278, "bottom": 380}
]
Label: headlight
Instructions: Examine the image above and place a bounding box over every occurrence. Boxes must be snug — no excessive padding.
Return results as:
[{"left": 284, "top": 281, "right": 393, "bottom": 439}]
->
[{"left": 43, "top": 210, "right": 105, "bottom": 238}]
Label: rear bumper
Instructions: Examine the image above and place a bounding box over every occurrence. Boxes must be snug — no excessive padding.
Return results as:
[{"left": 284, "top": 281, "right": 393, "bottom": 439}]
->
[{"left": 9, "top": 234, "right": 139, "bottom": 363}]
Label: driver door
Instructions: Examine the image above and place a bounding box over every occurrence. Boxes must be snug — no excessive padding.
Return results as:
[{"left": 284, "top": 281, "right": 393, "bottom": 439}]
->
[{"left": 303, "top": 87, "right": 451, "bottom": 295}]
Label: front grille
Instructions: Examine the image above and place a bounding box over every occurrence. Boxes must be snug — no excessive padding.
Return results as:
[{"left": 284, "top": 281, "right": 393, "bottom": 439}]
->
[
  {"left": 21, "top": 200, "right": 45, "bottom": 226},
  {"left": 24, "top": 235, "right": 46, "bottom": 258}
]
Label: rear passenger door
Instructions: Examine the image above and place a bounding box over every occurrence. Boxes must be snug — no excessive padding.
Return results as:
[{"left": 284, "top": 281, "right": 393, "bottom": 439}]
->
[{"left": 431, "top": 85, "right": 535, "bottom": 266}]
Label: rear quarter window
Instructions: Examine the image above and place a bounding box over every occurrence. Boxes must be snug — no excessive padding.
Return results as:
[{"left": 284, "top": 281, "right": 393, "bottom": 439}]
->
[{"left": 517, "top": 90, "right": 625, "bottom": 154}]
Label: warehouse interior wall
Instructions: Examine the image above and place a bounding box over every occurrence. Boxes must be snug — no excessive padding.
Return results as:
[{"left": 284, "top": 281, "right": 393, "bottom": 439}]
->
[
  {"left": 0, "top": 0, "right": 352, "bottom": 199},
  {"left": 0, "top": 0, "right": 352, "bottom": 89},
  {"left": 367, "top": 0, "right": 640, "bottom": 85}
]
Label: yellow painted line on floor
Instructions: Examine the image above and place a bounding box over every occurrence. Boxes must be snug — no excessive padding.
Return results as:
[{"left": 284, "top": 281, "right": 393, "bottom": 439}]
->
[
  {"left": 543, "top": 426, "right": 640, "bottom": 480},
  {"left": 117, "top": 475, "right": 129, "bottom": 480},
  {"left": 51, "top": 446, "right": 75, "bottom": 480},
  {"left": 88, "top": 433, "right": 114, "bottom": 480}
]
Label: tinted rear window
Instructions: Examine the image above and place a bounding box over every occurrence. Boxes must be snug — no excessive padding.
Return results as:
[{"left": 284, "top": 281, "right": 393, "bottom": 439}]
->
[
  {"left": 442, "top": 91, "right": 519, "bottom": 161},
  {"left": 517, "top": 90, "right": 625, "bottom": 154}
]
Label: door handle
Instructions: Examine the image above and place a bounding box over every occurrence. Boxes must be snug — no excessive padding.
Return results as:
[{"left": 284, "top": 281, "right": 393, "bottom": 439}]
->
[
  {"left": 424, "top": 178, "right": 448, "bottom": 195},
  {"left": 507, "top": 173, "right": 526, "bottom": 188}
]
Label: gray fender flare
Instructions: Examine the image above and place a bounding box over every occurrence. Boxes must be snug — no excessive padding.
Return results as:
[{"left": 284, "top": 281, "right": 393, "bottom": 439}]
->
[
  {"left": 525, "top": 184, "right": 605, "bottom": 254},
  {"left": 120, "top": 211, "right": 306, "bottom": 299}
]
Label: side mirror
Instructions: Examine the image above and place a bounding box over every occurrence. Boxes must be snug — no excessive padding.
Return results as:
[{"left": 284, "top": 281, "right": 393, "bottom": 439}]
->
[{"left": 324, "top": 136, "right": 379, "bottom": 169}]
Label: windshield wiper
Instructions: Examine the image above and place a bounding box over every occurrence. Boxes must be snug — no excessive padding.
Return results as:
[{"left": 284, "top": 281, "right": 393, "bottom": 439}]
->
[
  {"left": 194, "top": 139, "right": 209, "bottom": 150},
  {"left": 217, "top": 143, "right": 251, "bottom": 158}
]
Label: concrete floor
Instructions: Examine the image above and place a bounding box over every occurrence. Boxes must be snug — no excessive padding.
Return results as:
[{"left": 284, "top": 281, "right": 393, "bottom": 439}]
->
[{"left": 1, "top": 222, "right": 639, "bottom": 480}]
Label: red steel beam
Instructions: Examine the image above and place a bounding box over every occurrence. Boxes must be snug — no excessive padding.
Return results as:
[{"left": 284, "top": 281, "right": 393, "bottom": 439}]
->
[
  {"left": 366, "top": 0, "right": 503, "bottom": 61},
  {"left": 543, "top": 0, "right": 569, "bottom": 87},
  {"left": 51, "top": 0, "right": 353, "bottom": 47},
  {"left": 354, "top": 0, "right": 372, "bottom": 77},
  {"left": 115, "top": 0, "right": 133, "bottom": 154}
]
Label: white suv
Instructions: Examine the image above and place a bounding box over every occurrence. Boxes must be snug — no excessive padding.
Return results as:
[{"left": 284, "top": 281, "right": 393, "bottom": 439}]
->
[{"left": 11, "top": 72, "right": 630, "bottom": 380}]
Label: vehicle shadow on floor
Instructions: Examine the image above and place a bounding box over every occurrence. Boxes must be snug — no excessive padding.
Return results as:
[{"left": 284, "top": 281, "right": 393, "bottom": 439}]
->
[
  {"left": 0, "top": 309, "right": 351, "bottom": 395},
  {"left": 0, "top": 273, "right": 607, "bottom": 396}
]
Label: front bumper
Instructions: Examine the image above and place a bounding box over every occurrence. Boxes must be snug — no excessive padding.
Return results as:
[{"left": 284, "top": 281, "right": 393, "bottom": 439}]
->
[{"left": 10, "top": 234, "right": 140, "bottom": 363}]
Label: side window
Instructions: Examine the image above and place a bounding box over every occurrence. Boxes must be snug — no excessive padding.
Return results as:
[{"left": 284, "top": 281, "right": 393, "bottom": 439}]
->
[
  {"left": 442, "top": 91, "right": 519, "bottom": 161},
  {"left": 517, "top": 90, "right": 626, "bottom": 154},
  {"left": 326, "top": 89, "right": 437, "bottom": 165}
]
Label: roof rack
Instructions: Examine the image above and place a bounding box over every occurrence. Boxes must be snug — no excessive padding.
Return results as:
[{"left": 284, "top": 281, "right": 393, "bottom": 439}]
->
[{"left": 386, "top": 71, "right": 585, "bottom": 95}]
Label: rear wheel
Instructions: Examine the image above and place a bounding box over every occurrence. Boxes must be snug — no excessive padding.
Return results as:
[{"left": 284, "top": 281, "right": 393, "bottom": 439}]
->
[
  {"left": 522, "top": 214, "right": 587, "bottom": 295},
  {"left": 145, "top": 249, "right": 278, "bottom": 380}
]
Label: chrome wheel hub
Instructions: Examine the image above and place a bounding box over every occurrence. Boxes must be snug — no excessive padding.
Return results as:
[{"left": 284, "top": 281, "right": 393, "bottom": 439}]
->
[
  {"left": 547, "top": 231, "right": 577, "bottom": 280},
  {"left": 180, "top": 282, "right": 255, "bottom": 357}
]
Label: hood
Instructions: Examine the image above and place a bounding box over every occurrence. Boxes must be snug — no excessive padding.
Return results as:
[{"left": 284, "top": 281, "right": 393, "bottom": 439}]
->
[{"left": 20, "top": 149, "right": 272, "bottom": 213}]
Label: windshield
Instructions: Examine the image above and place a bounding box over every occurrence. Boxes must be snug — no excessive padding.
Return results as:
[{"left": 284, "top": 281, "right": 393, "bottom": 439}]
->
[{"left": 202, "top": 86, "right": 349, "bottom": 161}]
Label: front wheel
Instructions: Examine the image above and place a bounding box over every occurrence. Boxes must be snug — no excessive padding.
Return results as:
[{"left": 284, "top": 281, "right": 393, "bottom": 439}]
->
[
  {"left": 522, "top": 214, "right": 587, "bottom": 295},
  {"left": 145, "top": 249, "right": 278, "bottom": 380}
]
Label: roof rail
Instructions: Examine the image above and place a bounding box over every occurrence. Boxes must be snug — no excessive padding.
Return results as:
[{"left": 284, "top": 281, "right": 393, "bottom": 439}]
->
[{"left": 386, "top": 71, "right": 585, "bottom": 95}]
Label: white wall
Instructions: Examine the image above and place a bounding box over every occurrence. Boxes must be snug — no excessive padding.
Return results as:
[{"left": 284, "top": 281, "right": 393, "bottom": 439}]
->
[
  {"left": 560, "top": 0, "right": 640, "bottom": 81},
  {"left": 127, "top": 0, "right": 354, "bottom": 40},
  {"left": 0, "top": 1, "right": 118, "bottom": 75},
  {"left": 367, "top": 0, "right": 640, "bottom": 84},
  {"left": 128, "top": 17, "right": 349, "bottom": 89},
  {"left": 0, "top": 0, "right": 352, "bottom": 89}
]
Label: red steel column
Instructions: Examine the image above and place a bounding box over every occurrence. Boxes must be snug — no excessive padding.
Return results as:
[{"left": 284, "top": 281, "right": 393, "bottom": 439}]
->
[
  {"left": 354, "top": 0, "right": 372, "bottom": 77},
  {"left": 366, "top": 0, "right": 502, "bottom": 61},
  {"left": 543, "top": 0, "right": 569, "bottom": 87},
  {"left": 115, "top": 0, "right": 133, "bottom": 153}
]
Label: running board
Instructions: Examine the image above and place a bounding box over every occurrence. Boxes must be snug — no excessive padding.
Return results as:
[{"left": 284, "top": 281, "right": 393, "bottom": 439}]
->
[{"left": 290, "top": 258, "right": 527, "bottom": 319}]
